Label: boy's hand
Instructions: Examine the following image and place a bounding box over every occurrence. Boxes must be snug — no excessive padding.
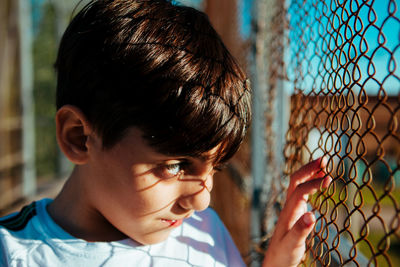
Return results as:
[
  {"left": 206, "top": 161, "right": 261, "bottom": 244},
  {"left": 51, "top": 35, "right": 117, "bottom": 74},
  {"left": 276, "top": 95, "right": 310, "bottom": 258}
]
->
[{"left": 262, "top": 157, "right": 331, "bottom": 267}]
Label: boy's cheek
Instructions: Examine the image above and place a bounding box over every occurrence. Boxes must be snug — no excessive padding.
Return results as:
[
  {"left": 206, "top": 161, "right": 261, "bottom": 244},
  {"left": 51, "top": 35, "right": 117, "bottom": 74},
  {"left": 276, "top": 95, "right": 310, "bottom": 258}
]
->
[{"left": 132, "top": 174, "right": 161, "bottom": 192}]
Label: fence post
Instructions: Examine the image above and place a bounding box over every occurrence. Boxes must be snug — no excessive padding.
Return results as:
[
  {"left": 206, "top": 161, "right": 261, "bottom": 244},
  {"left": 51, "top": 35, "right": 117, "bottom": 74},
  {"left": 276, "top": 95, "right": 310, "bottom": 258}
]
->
[
  {"left": 18, "top": 0, "right": 36, "bottom": 197},
  {"left": 250, "top": 0, "right": 268, "bottom": 265}
]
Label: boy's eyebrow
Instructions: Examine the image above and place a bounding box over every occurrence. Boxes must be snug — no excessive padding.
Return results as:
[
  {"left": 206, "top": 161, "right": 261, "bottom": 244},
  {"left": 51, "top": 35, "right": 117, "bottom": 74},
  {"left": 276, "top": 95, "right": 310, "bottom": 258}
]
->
[{"left": 196, "top": 154, "right": 211, "bottom": 162}]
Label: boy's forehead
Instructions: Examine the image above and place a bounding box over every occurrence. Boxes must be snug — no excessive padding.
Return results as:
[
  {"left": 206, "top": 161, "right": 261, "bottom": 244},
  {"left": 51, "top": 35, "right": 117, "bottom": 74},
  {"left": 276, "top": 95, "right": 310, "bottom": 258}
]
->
[{"left": 119, "top": 127, "right": 221, "bottom": 162}]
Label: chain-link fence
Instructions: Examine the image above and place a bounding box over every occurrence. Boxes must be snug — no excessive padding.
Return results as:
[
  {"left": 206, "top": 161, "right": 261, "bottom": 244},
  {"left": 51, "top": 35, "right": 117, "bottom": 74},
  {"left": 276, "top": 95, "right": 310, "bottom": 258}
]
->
[{"left": 261, "top": 0, "right": 400, "bottom": 266}]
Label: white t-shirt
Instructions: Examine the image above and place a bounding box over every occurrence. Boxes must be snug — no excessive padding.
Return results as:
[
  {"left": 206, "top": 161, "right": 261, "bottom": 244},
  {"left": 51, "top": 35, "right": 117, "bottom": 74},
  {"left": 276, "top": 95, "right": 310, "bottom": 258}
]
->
[{"left": 0, "top": 198, "right": 245, "bottom": 267}]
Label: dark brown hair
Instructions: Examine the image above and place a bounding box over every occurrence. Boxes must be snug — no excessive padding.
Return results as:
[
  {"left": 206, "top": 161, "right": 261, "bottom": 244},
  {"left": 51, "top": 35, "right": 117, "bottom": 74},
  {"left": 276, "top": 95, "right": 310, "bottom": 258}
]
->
[{"left": 55, "top": 0, "right": 251, "bottom": 163}]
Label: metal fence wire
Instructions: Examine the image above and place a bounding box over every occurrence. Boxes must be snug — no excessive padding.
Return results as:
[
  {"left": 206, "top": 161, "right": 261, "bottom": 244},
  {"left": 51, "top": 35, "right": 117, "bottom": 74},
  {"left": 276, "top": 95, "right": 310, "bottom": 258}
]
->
[{"left": 261, "top": 0, "right": 400, "bottom": 266}]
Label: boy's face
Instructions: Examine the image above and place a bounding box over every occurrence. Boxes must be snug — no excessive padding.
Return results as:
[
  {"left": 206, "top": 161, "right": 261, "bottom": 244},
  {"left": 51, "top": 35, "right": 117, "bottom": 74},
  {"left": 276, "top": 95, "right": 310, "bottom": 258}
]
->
[{"left": 86, "top": 127, "right": 217, "bottom": 245}]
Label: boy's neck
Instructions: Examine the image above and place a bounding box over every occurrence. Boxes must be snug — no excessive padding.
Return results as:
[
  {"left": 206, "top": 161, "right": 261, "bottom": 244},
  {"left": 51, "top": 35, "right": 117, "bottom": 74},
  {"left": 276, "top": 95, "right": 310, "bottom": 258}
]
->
[{"left": 47, "top": 166, "right": 128, "bottom": 242}]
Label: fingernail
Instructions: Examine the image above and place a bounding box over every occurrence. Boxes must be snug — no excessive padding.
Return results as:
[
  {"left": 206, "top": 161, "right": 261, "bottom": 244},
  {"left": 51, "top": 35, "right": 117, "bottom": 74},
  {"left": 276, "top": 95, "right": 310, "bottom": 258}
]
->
[
  {"left": 303, "top": 212, "right": 315, "bottom": 227},
  {"left": 322, "top": 176, "right": 332, "bottom": 189},
  {"left": 320, "top": 156, "right": 328, "bottom": 168}
]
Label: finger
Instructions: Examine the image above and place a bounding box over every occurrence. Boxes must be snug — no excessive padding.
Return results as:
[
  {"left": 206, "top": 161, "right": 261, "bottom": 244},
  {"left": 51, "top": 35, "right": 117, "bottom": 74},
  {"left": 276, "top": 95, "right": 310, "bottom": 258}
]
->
[
  {"left": 274, "top": 177, "right": 324, "bottom": 240},
  {"left": 321, "top": 175, "right": 332, "bottom": 189},
  {"left": 287, "top": 157, "right": 328, "bottom": 198},
  {"left": 280, "top": 212, "right": 315, "bottom": 265},
  {"left": 263, "top": 212, "right": 315, "bottom": 267}
]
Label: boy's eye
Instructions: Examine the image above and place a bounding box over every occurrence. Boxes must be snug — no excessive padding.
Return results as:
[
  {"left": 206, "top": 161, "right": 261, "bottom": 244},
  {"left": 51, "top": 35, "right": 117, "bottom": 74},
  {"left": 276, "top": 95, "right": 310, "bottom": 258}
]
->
[
  {"left": 156, "top": 162, "right": 188, "bottom": 179},
  {"left": 165, "top": 163, "right": 181, "bottom": 176}
]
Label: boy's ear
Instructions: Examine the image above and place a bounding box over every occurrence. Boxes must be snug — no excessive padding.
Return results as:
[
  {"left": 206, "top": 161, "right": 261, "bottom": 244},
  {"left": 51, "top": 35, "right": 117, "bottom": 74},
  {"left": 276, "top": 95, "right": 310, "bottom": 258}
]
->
[{"left": 56, "top": 105, "right": 95, "bottom": 165}]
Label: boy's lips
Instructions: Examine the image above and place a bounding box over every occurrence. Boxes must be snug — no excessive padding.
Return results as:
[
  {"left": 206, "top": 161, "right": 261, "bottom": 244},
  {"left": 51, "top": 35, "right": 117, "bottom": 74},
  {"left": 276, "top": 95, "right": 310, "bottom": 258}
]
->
[
  {"left": 161, "top": 213, "right": 193, "bottom": 227},
  {"left": 161, "top": 218, "right": 183, "bottom": 227}
]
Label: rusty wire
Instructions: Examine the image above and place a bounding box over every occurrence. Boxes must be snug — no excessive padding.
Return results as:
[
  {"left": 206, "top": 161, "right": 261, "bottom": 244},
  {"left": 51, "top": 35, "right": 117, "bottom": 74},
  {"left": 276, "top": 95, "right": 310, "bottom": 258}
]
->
[{"left": 262, "top": 0, "right": 400, "bottom": 266}]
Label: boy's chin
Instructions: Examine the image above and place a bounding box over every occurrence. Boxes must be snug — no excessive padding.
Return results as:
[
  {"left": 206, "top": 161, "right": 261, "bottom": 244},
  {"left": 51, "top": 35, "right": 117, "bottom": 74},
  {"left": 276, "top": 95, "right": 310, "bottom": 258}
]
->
[{"left": 131, "top": 231, "right": 173, "bottom": 245}]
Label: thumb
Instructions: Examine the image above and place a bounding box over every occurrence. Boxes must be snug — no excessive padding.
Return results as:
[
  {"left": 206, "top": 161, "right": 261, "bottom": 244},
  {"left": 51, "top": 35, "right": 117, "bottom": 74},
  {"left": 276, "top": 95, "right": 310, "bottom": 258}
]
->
[
  {"left": 285, "top": 212, "right": 315, "bottom": 245},
  {"left": 281, "top": 212, "right": 315, "bottom": 265}
]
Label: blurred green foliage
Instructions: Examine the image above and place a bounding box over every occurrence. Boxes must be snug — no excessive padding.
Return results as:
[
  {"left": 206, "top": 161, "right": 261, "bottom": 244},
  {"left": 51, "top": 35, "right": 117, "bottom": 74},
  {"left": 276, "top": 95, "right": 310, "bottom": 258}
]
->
[{"left": 33, "top": 2, "right": 58, "bottom": 179}]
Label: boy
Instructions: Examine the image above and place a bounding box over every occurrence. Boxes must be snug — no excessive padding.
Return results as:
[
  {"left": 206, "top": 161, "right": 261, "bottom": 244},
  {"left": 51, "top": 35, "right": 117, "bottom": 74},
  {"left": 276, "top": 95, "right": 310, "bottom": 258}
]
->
[{"left": 0, "top": 0, "right": 330, "bottom": 266}]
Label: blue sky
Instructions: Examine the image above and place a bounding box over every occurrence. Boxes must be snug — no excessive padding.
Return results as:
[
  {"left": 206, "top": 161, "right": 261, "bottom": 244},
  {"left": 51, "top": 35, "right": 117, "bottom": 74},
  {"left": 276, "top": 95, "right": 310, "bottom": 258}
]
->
[
  {"left": 176, "top": 0, "right": 203, "bottom": 9},
  {"left": 286, "top": 0, "right": 399, "bottom": 96},
  {"left": 239, "top": 0, "right": 253, "bottom": 38}
]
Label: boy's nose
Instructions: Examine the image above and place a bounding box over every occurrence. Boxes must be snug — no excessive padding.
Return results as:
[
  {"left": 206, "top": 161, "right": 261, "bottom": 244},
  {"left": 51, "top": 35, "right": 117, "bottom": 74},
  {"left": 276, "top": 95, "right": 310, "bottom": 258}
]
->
[{"left": 177, "top": 174, "right": 213, "bottom": 212}]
